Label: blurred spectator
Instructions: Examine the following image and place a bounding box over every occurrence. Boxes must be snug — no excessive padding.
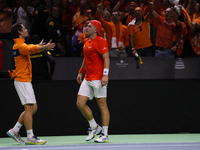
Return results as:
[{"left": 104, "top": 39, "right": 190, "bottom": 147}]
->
[
  {"left": 13, "top": 0, "right": 34, "bottom": 33},
  {"left": 30, "top": 34, "right": 56, "bottom": 80},
  {"left": 71, "top": 0, "right": 96, "bottom": 57},
  {"left": 129, "top": 5, "right": 153, "bottom": 57},
  {"left": 46, "top": 5, "right": 64, "bottom": 56},
  {"left": 150, "top": 2, "right": 180, "bottom": 57},
  {"left": 112, "top": 0, "right": 139, "bottom": 26},
  {"left": 0, "top": 0, "right": 12, "bottom": 36},
  {"left": 100, "top": 10, "right": 111, "bottom": 43},
  {"left": 0, "top": 0, "right": 14, "bottom": 71},
  {"left": 30, "top": 0, "right": 49, "bottom": 42},
  {"left": 176, "top": 2, "right": 200, "bottom": 57},
  {"left": 186, "top": 0, "right": 197, "bottom": 19},
  {"left": 97, "top": 5, "right": 129, "bottom": 57},
  {"left": 57, "top": 0, "right": 78, "bottom": 57},
  {"left": 112, "top": 0, "right": 138, "bottom": 57}
]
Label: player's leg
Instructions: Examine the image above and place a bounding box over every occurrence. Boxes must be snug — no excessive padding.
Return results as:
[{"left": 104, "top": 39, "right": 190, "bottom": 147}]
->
[
  {"left": 76, "top": 95, "right": 93, "bottom": 121},
  {"left": 77, "top": 79, "right": 102, "bottom": 141},
  {"left": 6, "top": 104, "right": 37, "bottom": 144},
  {"left": 94, "top": 97, "right": 110, "bottom": 143},
  {"left": 96, "top": 97, "right": 110, "bottom": 127},
  {"left": 93, "top": 80, "right": 109, "bottom": 143}
]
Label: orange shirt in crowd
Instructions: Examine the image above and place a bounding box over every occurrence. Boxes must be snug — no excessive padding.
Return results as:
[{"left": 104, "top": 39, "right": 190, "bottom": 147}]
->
[
  {"left": 83, "top": 36, "right": 109, "bottom": 81},
  {"left": 97, "top": 11, "right": 129, "bottom": 49},
  {"left": 72, "top": 11, "right": 88, "bottom": 28},
  {"left": 77, "top": 32, "right": 86, "bottom": 41},
  {"left": 155, "top": 15, "right": 176, "bottom": 48},
  {"left": 8, "top": 38, "right": 40, "bottom": 82},
  {"left": 0, "top": 8, "right": 12, "bottom": 33},
  {"left": 129, "top": 16, "right": 152, "bottom": 49}
]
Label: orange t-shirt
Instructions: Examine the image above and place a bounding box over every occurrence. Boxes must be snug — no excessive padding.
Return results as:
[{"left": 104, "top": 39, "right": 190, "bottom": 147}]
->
[
  {"left": 97, "top": 12, "right": 129, "bottom": 49},
  {"left": 129, "top": 17, "right": 152, "bottom": 49},
  {"left": 72, "top": 11, "right": 88, "bottom": 28},
  {"left": 83, "top": 36, "right": 109, "bottom": 81},
  {"left": 155, "top": 15, "right": 176, "bottom": 48},
  {"left": 9, "top": 38, "right": 40, "bottom": 82},
  {"left": 77, "top": 32, "right": 86, "bottom": 41}
]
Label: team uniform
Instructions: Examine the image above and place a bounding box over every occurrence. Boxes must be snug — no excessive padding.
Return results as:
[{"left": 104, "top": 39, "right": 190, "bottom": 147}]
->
[
  {"left": 9, "top": 38, "right": 40, "bottom": 105},
  {"left": 78, "top": 36, "right": 109, "bottom": 99},
  {"left": 7, "top": 38, "right": 47, "bottom": 145}
]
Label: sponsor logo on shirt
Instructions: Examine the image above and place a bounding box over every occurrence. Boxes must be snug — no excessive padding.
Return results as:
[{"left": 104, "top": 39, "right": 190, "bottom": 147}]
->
[
  {"left": 103, "top": 47, "right": 107, "bottom": 50},
  {"left": 13, "top": 49, "right": 21, "bottom": 57}
]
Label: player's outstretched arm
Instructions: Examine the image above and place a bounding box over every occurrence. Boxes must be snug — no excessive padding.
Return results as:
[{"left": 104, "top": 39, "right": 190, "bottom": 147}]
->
[{"left": 39, "top": 40, "right": 56, "bottom": 52}]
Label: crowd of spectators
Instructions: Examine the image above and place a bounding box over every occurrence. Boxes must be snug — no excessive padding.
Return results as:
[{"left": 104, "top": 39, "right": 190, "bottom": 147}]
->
[{"left": 0, "top": 0, "right": 200, "bottom": 58}]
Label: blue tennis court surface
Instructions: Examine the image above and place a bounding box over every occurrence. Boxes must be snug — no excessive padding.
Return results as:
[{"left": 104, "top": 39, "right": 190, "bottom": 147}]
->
[
  {"left": 1, "top": 134, "right": 200, "bottom": 150},
  {"left": 1, "top": 143, "right": 200, "bottom": 150}
]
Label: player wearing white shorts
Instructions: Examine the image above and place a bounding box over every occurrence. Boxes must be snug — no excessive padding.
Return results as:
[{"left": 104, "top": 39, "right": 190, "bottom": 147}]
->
[
  {"left": 76, "top": 20, "right": 110, "bottom": 143},
  {"left": 6, "top": 22, "right": 55, "bottom": 145}
]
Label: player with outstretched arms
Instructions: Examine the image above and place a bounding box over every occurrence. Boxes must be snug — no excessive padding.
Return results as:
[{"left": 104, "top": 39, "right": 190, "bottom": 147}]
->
[{"left": 6, "top": 22, "right": 55, "bottom": 145}]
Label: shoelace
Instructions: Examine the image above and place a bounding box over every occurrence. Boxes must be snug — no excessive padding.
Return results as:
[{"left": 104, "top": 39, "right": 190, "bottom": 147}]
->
[
  {"left": 33, "top": 135, "right": 40, "bottom": 140},
  {"left": 87, "top": 128, "right": 92, "bottom": 133}
]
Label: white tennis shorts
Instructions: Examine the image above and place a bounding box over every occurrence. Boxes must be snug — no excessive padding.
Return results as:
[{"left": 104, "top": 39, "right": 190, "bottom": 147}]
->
[
  {"left": 14, "top": 80, "right": 37, "bottom": 105},
  {"left": 78, "top": 79, "right": 107, "bottom": 100}
]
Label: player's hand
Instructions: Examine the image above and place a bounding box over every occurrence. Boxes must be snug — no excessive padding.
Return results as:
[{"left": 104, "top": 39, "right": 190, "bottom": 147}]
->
[
  {"left": 77, "top": 73, "right": 83, "bottom": 84},
  {"left": 38, "top": 39, "right": 46, "bottom": 46},
  {"left": 101, "top": 75, "right": 108, "bottom": 86},
  {"left": 46, "top": 40, "right": 56, "bottom": 51}
]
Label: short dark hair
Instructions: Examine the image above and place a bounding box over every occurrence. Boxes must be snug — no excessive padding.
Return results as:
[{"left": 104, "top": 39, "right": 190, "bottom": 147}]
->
[
  {"left": 11, "top": 22, "right": 22, "bottom": 38},
  {"left": 112, "top": 10, "right": 120, "bottom": 16}
]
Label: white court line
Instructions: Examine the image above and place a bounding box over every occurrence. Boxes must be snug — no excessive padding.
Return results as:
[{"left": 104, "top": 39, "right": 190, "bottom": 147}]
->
[{"left": 3, "top": 143, "right": 200, "bottom": 150}]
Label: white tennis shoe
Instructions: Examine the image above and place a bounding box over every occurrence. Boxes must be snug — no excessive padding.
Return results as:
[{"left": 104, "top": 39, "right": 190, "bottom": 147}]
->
[
  {"left": 86, "top": 125, "right": 102, "bottom": 141},
  {"left": 25, "top": 135, "right": 47, "bottom": 145},
  {"left": 94, "top": 133, "right": 109, "bottom": 143},
  {"left": 6, "top": 129, "right": 24, "bottom": 144}
]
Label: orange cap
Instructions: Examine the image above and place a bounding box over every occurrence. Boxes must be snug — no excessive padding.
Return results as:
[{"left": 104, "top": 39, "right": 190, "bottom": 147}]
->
[{"left": 90, "top": 20, "right": 102, "bottom": 36}]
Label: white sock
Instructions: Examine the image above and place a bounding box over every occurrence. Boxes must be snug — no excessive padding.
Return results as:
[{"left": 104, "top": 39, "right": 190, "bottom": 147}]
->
[
  {"left": 13, "top": 122, "right": 22, "bottom": 133},
  {"left": 88, "top": 118, "right": 98, "bottom": 130},
  {"left": 27, "top": 129, "right": 34, "bottom": 138},
  {"left": 102, "top": 126, "right": 108, "bottom": 136}
]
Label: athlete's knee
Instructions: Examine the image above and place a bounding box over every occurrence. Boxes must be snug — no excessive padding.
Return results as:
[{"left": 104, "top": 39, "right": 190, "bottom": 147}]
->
[
  {"left": 32, "top": 104, "right": 38, "bottom": 114},
  {"left": 97, "top": 98, "right": 108, "bottom": 110},
  {"left": 76, "top": 95, "right": 87, "bottom": 109}
]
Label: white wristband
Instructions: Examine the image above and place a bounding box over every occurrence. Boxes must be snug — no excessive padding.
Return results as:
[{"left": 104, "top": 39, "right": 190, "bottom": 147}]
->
[
  {"left": 131, "top": 47, "right": 135, "bottom": 51},
  {"left": 103, "top": 68, "right": 109, "bottom": 75}
]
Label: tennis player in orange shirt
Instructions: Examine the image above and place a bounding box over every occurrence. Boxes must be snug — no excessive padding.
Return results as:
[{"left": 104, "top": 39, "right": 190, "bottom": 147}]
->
[{"left": 76, "top": 20, "right": 110, "bottom": 143}]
